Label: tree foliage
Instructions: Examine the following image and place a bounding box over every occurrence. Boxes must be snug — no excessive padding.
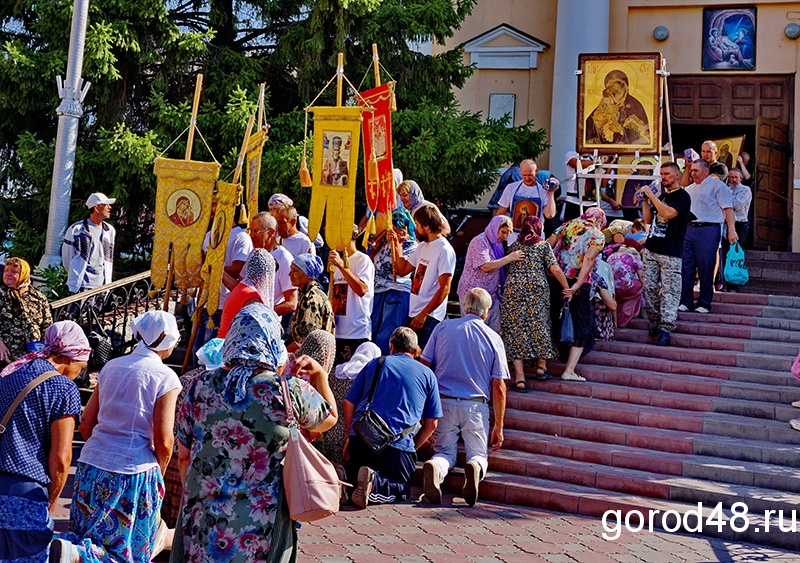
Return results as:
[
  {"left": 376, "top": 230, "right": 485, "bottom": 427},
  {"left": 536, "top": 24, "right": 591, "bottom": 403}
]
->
[{"left": 0, "top": 0, "right": 548, "bottom": 272}]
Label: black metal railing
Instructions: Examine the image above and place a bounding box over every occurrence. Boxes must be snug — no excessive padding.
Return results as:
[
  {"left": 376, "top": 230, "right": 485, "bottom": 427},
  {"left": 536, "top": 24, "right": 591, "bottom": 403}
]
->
[{"left": 50, "top": 270, "right": 172, "bottom": 358}]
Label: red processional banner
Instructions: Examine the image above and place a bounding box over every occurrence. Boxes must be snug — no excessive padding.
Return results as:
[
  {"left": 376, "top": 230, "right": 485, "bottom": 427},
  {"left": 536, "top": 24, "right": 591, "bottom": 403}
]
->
[{"left": 359, "top": 83, "right": 396, "bottom": 216}]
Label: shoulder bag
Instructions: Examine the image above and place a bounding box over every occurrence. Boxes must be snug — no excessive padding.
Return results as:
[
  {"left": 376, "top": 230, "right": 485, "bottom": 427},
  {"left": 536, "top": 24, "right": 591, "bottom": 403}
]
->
[
  {"left": 0, "top": 371, "right": 60, "bottom": 435},
  {"left": 279, "top": 372, "right": 341, "bottom": 522},
  {"left": 352, "top": 356, "right": 419, "bottom": 454}
]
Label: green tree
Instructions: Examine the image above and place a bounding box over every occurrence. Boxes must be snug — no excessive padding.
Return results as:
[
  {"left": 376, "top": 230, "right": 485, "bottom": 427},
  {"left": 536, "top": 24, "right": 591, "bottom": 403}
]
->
[{"left": 0, "top": 0, "right": 547, "bottom": 272}]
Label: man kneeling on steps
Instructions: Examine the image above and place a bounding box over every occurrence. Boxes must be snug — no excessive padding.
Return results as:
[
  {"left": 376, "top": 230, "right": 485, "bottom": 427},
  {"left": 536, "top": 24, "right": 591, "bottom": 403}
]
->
[
  {"left": 343, "top": 327, "right": 442, "bottom": 508},
  {"left": 420, "top": 287, "right": 509, "bottom": 506}
]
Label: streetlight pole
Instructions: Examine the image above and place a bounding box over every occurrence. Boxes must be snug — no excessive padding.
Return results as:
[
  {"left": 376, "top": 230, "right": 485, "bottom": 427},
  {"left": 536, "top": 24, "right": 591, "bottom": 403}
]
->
[{"left": 38, "top": 0, "right": 91, "bottom": 270}]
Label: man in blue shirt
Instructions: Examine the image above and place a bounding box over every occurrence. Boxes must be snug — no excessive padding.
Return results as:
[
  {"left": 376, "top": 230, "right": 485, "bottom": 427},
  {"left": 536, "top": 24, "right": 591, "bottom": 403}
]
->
[
  {"left": 344, "top": 327, "right": 442, "bottom": 508},
  {"left": 420, "top": 288, "right": 509, "bottom": 506}
]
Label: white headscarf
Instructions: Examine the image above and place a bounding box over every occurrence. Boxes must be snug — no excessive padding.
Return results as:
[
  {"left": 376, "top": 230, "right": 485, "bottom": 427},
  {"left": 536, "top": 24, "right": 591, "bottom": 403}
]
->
[
  {"left": 130, "top": 310, "right": 180, "bottom": 352},
  {"left": 335, "top": 342, "right": 381, "bottom": 380}
]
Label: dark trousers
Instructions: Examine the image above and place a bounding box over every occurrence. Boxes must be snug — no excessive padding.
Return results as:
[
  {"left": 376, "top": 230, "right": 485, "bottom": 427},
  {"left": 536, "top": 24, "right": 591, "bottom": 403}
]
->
[
  {"left": 406, "top": 315, "right": 440, "bottom": 351},
  {"left": 680, "top": 224, "right": 722, "bottom": 311},
  {"left": 345, "top": 435, "right": 417, "bottom": 504},
  {"left": 717, "top": 222, "right": 749, "bottom": 291}
]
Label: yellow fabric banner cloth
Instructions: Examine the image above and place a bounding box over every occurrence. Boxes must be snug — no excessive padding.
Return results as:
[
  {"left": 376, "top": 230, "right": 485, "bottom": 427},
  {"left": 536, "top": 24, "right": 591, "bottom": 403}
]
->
[
  {"left": 307, "top": 106, "right": 363, "bottom": 250},
  {"left": 200, "top": 181, "right": 240, "bottom": 316},
  {"left": 151, "top": 158, "right": 220, "bottom": 290}
]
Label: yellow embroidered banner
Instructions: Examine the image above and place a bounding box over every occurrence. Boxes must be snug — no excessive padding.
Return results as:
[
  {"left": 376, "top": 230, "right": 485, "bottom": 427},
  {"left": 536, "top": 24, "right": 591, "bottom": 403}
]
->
[
  {"left": 199, "top": 181, "right": 239, "bottom": 316},
  {"left": 245, "top": 127, "right": 268, "bottom": 216},
  {"left": 151, "top": 158, "right": 220, "bottom": 290},
  {"left": 307, "top": 106, "right": 363, "bottom": 251}
]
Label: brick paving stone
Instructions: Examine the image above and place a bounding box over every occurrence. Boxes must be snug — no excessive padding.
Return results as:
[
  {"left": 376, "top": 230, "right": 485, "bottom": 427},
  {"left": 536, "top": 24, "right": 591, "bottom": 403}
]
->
[
  {"left": 560, "top": 543, "right": 590, "bottom": 553},
  {"left": 392, "top": 556, "right": 430, "bottom": 563},
  {"left": 516, "top": 542, "right": 563, "bottom": 555},
  {"left": 609, "top": 555, "right": 643, "bottom": 563},
  {"left": 419, "top": 544, "right": 454, "bottom": 554},
  {"left": 488, "top": 545, "right": 526, "bottom": 555},
  {"left": 469, "top": 557, "right": 504, "bottom": 563},
  {"left": 413, "top": 517, "right": 444, "bottom": 526},
  {"left": 347, "top": 517, "right": 380, "bottom": 526},
  {"left": 325, "top": 533, "right": 376, "bottom": 546},
  {"left": 542, "top": 555, "right": 579, "bottom": 563},
  {"left": 370, "top": 542, "right": 423, "bottom": 556},
  {"left": 316, "top": 557, "right": 352, "bottom": 563},
  {"left": 569, "top": 554, "right": 621, "bottom": 563},
  {"left": 459, "top": 524, "right": 493, "bottom": 535},
  {"left": 302, "top": 543, "right": 350, "bottom": 556},
  {"left": 423, "top": 524, "right": 469, "bottom": 536},
  {"left": 441, "top": 535, "right": 473, "bottom": 544},
  {"left": 319, "top": 526, "right": 355, "bottom": 534},
  {"left": 398, "top": 533, "right": 445, "bottom": 545},
  {"left": 348, "top": 555, "right": 397, "bottom": 563},
  {"left": 345, "top": 545, "right": 380, "bottom": 555},
  {"left": 368, "top": 534, "right": 402, "bottom": 544},
  {"left": 299, "top": 535, "right": 329, "bottom": 544},
  {"left": 392, "top": 525, "right": 423, "bottom": 535},
  {"left": 349, "top": 525, "right": 388, "bottom": 535},
  {"left": 471, "top": 534, "right": 514, "bottom": 546}
]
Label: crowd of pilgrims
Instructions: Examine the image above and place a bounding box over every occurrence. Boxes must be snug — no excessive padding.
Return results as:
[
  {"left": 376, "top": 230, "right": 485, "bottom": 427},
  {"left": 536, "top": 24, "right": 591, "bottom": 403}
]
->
[{"left": 0, "top": 158, "right": 746, "bottom": 562}]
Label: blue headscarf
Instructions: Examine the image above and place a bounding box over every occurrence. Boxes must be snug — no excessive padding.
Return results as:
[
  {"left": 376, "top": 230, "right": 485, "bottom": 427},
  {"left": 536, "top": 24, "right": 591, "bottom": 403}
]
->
[
  {"left": 221, "top": 303, "right": 288, "bottom": 403},
  {"left": 391, "top": 206, "right": 416, "bottom": 240},
  {"left": 292, "top": 253, "right": 324, "bottom": 280}
]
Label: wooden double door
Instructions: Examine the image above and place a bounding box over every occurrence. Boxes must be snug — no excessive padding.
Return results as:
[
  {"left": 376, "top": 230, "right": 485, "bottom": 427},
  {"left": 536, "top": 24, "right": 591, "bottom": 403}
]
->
[{"left": 668, "top": 75, "right": 793, "bottom": 250}]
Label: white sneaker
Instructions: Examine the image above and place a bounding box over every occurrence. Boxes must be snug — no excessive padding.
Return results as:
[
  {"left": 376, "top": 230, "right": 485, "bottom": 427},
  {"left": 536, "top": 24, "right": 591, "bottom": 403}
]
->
[
  {"left": 423, "top": 460, "right": 442, "bottom": 504},
  {"left": 561, "top": 372, "right": 586, "bottom": 382},
  {"left": 463, "top": 460, "right": 481, "bottom": 507},
  {"left": 678, "top": 304, "right": 690, "bottom": 312},
  {"left": 49, "top": 539, "right": 77, "bottom": 563},
  {"left": 790, "top": 419, "right": 800, "bottom": 432},
  {"left": 694, "top": 307, "right": 710, "bottom": 314},
  {"left": 351, "top": 466, "right": 374, "bottom": 509}
]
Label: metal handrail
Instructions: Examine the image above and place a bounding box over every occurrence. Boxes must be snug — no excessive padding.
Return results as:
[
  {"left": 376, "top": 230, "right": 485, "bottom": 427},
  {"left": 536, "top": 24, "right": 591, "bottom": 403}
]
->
[{"left": 50, "top": 270, "right": 153, "bottom": 308}]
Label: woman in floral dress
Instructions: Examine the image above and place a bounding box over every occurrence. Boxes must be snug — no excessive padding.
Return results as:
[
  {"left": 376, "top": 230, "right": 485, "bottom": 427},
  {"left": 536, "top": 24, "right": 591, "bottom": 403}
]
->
[
  {"left": 176, "top": 303, "right": 336, "bottom": 562},
  {"left": 501, "top": 216, "right": 570, "bottom": 391}
]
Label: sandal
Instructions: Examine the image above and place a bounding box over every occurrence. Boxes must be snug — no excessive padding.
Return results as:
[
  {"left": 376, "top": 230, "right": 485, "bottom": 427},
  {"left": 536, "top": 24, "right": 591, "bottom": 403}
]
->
[
  {"left": 534, "top": 366, "right": 553, "bottom": 381},
  {"left": 792, "top": 400, "right": 800, "bottom": 409},
  {"left": 512, "top": 380, "right": 527, "bottom": 392}
]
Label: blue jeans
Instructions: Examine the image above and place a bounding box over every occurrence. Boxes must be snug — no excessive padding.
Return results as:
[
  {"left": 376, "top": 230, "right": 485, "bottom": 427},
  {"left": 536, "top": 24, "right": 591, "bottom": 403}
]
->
[
  {"left": 371, "top": 290, "right": 410, "bottom": 355},
  {"left": 407, "top": 315, "right": 440, "bottom": 351},
  {"left": 680, "top": 224, "right": 722, "bottom": 311}
]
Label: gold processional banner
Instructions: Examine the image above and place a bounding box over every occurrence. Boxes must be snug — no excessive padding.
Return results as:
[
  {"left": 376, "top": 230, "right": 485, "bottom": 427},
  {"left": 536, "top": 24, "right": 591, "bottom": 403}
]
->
[
  {"left": 245, "top": 128, "right": 268, "bottom": 217},
  {"left": 359, "top": 83, "right": 396, "bottom": 228},
  {"left": 151, "top": 158, "right": 221, "bottom": 290},
  {"left": 307, "top": 106, "right": 363, "bottom": 251},
  {"left": 200, "top": 181, "right": 239, "bottom": 316}
]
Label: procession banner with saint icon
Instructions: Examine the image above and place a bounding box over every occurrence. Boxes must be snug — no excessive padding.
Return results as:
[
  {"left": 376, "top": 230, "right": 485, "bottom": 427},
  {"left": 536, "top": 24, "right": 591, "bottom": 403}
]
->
[
  {"left": 199, "top": 181, "right": 239, "bottom": 316},
  {"left": 359, "top": 82, "right": 396, "bottom": 234},
  {"left": 245, "top": 127, "right": 268, "bottom": 217},
  {"left": 151, "top": 158, "right": 220, "bottom": 290},
  {"left": 307, "top": 106, "right": 363, "bottom": 251}
]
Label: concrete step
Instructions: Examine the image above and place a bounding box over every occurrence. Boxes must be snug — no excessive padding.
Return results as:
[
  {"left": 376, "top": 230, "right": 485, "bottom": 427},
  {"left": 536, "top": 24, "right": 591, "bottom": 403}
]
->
[
  {"left": 419, "top": 468, "right": 800, "bottom": 551},
  {"left": 502, "top": 430, "right": 800, "bottom": 493},
  {"left": 580, "top": 351, "right": 797, "bottom": 386},
  {"left": 613, "top": 327, "right": 799, "bottom": 357},
  {"left": 687, "top": 302, "right": 800, "bottom": 320},
  {"left": 627, "top": 317, "right": 800, "bottom": 345},
  {"left": 592, "top": 340, "right": 795, "bottom": 373},
  {"left": 741, "top": 280, "right": 800, "bottom": 297},
  {"left": 539, "top": 363, "right": 800, "bottom": 405},
  {"left": 521, "top": 375, "right": 800, "bottom": 422},
  {"left": 481, "top": 449, "right": 800, "bottom": 516},
  {"left": 503, "top": 408, "right": 800, "bottom": 467},
  {"left": 506, "top": 393, "right": 800, "bottom": 444}
]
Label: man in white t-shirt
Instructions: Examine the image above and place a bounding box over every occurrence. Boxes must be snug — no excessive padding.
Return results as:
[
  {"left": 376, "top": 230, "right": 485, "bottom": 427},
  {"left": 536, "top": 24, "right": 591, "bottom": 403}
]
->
[
  {"left": 390, "top": 205, "right": 456, "bottom": 350},
  {"left": 274, "top": 203, "right": 315, "bottom": 258},
  {"left": 495, "top": 159, "right": 556, "bottom": 245},
  {"left": 328, "top": 224, "right": 375, "bottom": 365},
  {"left": 268, "top": 193, "right": 324, "bottom": 249},
  {"left": 249, "top": 211, "right": 297, "bottom": 318}
]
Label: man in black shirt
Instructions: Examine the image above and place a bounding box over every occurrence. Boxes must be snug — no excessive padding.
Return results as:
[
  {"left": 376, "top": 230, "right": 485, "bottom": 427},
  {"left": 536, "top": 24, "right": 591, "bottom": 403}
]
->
[{"left": 640, "top": 162, "right": 692, "bottom": 346}]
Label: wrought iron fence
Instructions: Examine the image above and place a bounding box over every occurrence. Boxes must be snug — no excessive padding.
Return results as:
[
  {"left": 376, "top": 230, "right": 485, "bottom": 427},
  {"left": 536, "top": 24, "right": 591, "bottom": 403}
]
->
[{"left": 50, "top": 270, "right": 178, "bottom": 358}]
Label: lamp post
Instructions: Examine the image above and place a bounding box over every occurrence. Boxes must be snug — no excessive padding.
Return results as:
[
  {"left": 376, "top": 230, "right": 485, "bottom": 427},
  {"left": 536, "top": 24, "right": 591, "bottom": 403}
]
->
[{"left": 38, "top": 0, "right": 91, "bottom": 270}]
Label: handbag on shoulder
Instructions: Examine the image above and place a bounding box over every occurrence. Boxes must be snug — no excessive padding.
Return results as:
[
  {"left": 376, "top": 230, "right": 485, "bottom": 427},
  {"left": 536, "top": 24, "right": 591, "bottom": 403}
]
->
[
  {"left": 352, "top": 356, "right": 419, "bottom": 454},
  {"left": 279, "top": 372, "right": 341, "bottom": 522}
]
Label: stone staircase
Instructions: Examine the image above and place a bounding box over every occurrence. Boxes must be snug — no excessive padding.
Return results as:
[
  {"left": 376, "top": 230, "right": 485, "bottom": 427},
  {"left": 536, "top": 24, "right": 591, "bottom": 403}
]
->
[
  {"left": 431, "top": 291, "right": 800, "bottom": 551},
  {"left": 742, "top": 250, "right": 800, "bottom": 296}
]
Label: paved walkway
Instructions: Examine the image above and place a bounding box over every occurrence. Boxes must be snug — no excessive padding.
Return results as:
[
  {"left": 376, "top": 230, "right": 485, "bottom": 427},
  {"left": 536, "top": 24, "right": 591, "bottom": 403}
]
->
[{"left": 296, "top": 492, "right": 800, "bottom": 563}]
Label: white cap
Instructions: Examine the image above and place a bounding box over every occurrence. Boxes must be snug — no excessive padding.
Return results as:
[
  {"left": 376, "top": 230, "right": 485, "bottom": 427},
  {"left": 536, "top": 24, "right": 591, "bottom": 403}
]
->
[
  {"left": 130, "top": 310, "right": 180, "bottom": 352},
  {"left": 86, "top": 192, "right": 116, "bottom": 208}
]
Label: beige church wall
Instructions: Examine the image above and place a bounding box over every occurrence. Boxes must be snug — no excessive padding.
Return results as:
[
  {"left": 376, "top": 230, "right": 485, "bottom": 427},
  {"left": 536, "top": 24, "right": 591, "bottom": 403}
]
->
[{"left": 614, "top": 1, "right": 799, "bottom": 249}]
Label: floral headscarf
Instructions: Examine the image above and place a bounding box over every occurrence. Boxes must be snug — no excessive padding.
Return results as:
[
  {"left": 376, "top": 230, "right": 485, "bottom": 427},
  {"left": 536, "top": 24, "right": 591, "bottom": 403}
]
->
[
  {"left": 581, "top": 207, "right": 607, "bottom": 230},
  {"left": 292, "top": 253, "right": 324, "bottom": 280},
  {"left": 296, "top": 329, "right": 336, "bottom": 375},
  {"left": 221, "top": 303, "right": 288, "bottom": 403},
  {"left": 268, "top": 193, "right": 293, "bottom": 208},
  {"left": 519, "top": 216, "right": 544, "bottom": 246},
  {"left": 484, "top": 215, "right": 510, "bottom": 289},
  {"left": 0, "top": 321, "right": 91, "bottom": 377},
  {"left": 398, "top": 180, "right": 424, "bottom": 211},
  {"left": 241, "top": 249, "right": 276, "bottom": 306}
]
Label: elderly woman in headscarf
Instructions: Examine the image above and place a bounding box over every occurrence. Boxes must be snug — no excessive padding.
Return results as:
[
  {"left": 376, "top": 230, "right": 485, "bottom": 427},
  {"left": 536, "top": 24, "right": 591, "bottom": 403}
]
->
[
  {"left": 369, "top": 207, "right": 418, "bottom": 354},
  {"left": 606, "top": 246, "right": 644, "bottom": 328},
  {"left": 55, "top": 311, "right": 182, "bottom": 563},
  {"left": 547, "top": 207, "right": 606, "bottom": 382},
  {"left": 0, "top": 322, "right": 89, "bottom": 563},
  {"left": 0, "top": 257, "right": 52, "bottom": 363},
  {"left": 176, "top": 303, "right": 336, "bottom": 562},
  {"left": 501, "top": 217, "right": 570, "bottom": 390},
  {"left": 457, "top": 215, "right": 523, "bottom": 333},
  {"left": 286, "top": 253, "right": 334, "bottom": 353},
  {"left": 396, "top": 180, "right": 451, "bottom": 236},
  {"left": 217, "top": 248, "right": 276, "bottom": 339}
]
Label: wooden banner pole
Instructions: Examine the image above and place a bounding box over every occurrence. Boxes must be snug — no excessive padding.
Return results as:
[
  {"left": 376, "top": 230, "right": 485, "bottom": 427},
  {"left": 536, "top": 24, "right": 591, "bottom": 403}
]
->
[
  {"left": 336, "top": 53, "right": 344, "bottom": 107},
  {"left": 372, "top": 44, "right": 381, "bottom": 87},
  {"left": 182, "top": 280, "right": 206, "bottom": 374},
  {"left": 185, "top": 74, "right": 204, "bottom": 161},
  {"left": 257, "top": 83, "right": 266, "bottom": 130},
  {"left": 233, "top": 114, "right": 256, "bottom": 185}
]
